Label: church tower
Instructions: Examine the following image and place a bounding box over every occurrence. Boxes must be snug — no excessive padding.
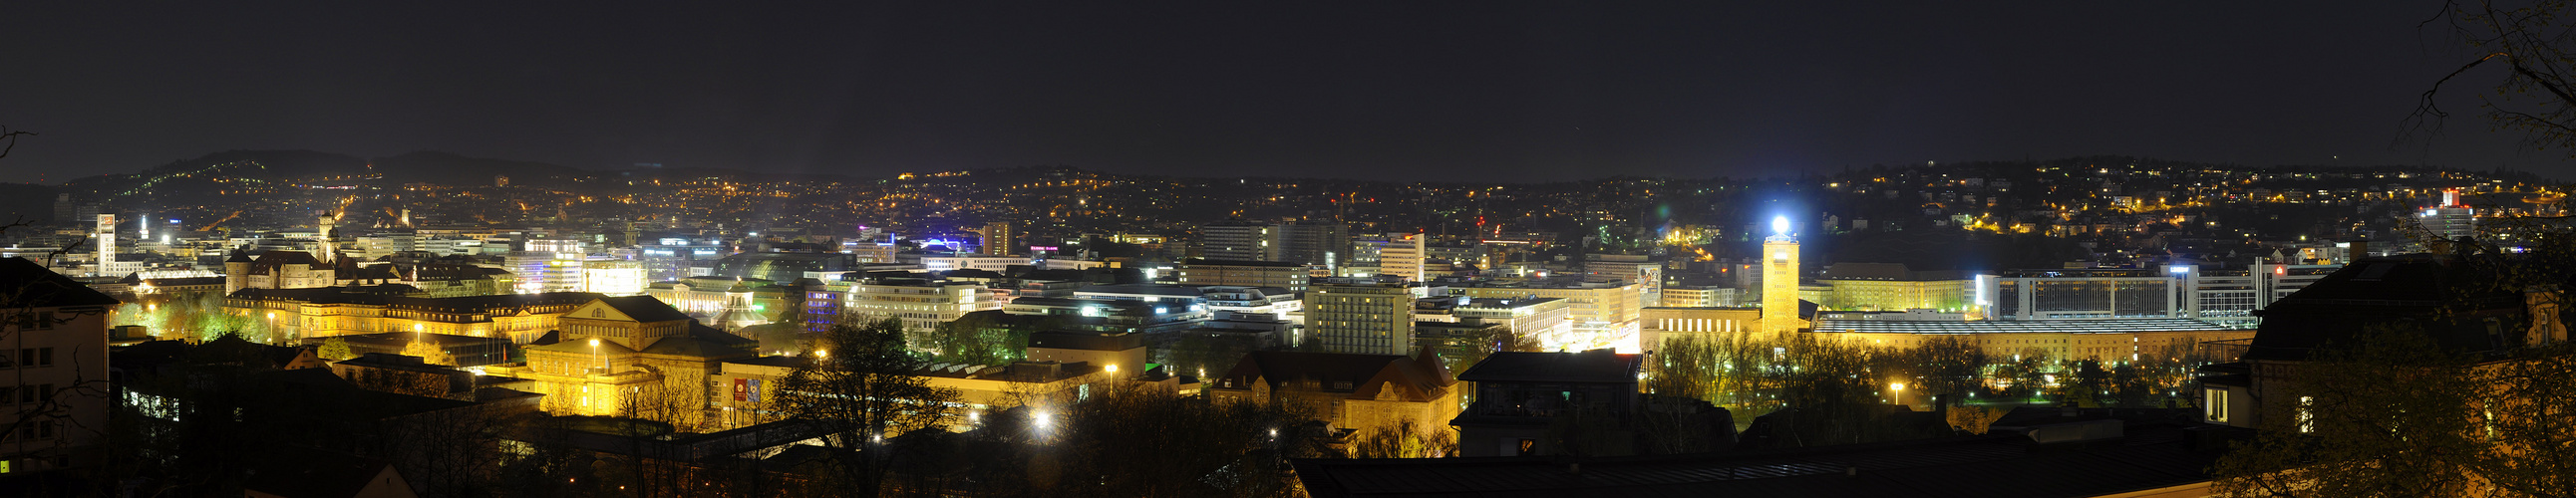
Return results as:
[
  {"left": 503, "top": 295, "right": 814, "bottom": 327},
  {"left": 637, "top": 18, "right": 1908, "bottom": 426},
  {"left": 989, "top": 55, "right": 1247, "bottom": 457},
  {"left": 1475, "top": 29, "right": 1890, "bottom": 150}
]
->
[{"left": 1762, "top": 215, "right": 1804, "bottom": 336}]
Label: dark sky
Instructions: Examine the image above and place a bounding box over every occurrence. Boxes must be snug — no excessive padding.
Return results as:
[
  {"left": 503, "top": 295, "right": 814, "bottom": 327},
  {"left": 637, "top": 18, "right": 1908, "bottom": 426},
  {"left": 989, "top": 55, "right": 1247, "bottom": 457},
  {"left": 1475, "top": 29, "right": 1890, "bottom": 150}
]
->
[{"left": 2, "top": 2, "right": 2563, "bottom": 183}]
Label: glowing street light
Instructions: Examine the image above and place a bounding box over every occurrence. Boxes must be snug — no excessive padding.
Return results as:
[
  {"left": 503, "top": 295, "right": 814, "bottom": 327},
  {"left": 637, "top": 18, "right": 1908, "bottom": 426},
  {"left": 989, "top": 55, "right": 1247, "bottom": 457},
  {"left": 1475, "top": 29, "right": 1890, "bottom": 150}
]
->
[{"left": 590, "top": 338, "right": 603, "bottom": 372}]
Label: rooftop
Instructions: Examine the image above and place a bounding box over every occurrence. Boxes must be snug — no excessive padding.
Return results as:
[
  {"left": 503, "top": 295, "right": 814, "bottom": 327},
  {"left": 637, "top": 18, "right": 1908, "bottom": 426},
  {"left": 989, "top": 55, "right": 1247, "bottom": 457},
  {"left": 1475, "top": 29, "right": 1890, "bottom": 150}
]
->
[{"left": 1812, "top": 318, "right": 2235, "bottom": 335}]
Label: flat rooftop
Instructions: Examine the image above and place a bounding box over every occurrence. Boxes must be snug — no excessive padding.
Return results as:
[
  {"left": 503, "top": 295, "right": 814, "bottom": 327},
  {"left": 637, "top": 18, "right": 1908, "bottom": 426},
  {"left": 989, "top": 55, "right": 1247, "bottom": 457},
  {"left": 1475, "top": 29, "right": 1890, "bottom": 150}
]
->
[{"left": 1812, "top": 318, "right": 2233, "bottom": 335}]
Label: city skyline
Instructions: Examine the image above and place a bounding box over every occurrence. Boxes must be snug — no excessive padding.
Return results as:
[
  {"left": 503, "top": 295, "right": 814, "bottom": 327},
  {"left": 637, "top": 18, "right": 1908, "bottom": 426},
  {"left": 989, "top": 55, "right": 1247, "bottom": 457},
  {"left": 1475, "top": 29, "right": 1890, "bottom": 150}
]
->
[{"left": 5, "top": 2, "right": 2570, "bottom": 184}]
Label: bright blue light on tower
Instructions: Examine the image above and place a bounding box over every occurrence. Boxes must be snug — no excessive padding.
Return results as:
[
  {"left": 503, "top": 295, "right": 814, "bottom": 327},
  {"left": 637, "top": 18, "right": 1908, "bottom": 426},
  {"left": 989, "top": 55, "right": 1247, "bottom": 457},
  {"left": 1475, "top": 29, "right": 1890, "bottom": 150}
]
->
[{"left": 1771, "top": 215, "right": 1789, "bottom": 236}]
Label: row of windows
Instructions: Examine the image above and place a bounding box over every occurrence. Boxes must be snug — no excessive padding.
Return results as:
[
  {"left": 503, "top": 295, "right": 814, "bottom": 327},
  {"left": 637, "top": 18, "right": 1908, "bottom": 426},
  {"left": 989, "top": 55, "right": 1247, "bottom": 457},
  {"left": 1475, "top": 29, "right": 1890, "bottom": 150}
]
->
[
  {"left": 0, "top": 349, "right": 55, "bottom": 369},
  {"left": 1, "top": 383, "right": 57, "bottom": 405}
]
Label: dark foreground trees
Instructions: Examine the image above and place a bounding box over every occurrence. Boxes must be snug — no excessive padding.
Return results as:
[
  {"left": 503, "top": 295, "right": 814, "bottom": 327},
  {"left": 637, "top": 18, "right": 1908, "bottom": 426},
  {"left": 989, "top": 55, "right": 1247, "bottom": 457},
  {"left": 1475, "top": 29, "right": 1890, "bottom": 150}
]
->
[{"left": 776, "top": 316, "right": 960, "bottom": 497}]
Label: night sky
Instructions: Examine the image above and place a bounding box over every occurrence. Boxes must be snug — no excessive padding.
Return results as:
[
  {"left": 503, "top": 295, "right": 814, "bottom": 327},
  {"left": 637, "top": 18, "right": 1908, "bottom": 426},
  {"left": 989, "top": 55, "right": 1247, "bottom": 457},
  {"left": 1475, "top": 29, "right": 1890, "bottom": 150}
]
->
[{"left": 2, "top": 2, "right": 2559, "bottom": 183}]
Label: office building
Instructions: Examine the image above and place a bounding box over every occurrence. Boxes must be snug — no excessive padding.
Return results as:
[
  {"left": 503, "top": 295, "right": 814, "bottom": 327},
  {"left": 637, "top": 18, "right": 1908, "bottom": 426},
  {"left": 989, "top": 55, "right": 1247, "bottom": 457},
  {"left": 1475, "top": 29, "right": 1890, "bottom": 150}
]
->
[
  {"left": 2419, "top": 188, "right": 2477, "bottom": 240},
  {"left": 1274, "top": 220, "right": 1350, "bottom": 269},
  {"left": 1176, "top": 259, "right": 1310, "bottom": 292},
  {"left": 1380, "top": 233, "right": 1427, "bottom": 283},
  {"left": 1454, "top": 280, "right": 1643, "bottom": 353},
  {"left": 1196, "top": 220, "right": 1275, "bottom": 262},
  {"left": 1975, "top": 261, "right": 2336, "bottom": 328},
  {"left": 1815, "top": 263, "right": 1975, "bottom": 313},
  {"left": 1309, "top": 284, "right": 1417, "bottom": 356}
]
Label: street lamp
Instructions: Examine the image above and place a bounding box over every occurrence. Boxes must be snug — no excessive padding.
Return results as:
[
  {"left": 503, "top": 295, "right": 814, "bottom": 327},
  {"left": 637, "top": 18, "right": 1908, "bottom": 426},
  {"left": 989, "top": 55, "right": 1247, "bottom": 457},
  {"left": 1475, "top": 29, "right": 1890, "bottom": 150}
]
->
[
  {"left": 1890, "top": 382, "right": 1906, "bottom": 405},
  {"left": 590, "top": 338, "right": 603, "bottom": 373}
]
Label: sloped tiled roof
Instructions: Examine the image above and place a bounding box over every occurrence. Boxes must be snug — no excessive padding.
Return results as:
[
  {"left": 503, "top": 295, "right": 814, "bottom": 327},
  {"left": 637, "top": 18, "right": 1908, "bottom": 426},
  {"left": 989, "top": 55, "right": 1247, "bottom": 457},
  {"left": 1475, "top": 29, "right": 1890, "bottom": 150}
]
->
[
  {"left": 0, "top": 258, "right": 120, "bottom": 308},
  {"left": 597, "top": 295, "right": 693, "bottom": 323},
  {"left": 1455, "top": 349, "right": 1641, "bottom": 384}
]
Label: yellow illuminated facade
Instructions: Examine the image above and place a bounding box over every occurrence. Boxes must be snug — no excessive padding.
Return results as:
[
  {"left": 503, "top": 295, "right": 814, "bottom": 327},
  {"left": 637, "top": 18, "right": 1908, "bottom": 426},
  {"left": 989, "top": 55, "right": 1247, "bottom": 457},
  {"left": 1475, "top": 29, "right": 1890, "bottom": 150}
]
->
[
  {"left": 1820, "top": 279, "right": 1975, "bottom": 314},
  {"left": 225, "top": 289, "right": 598, "bottom": 344},
  {"left": 1762, "top": 216, "right": 1804, "bottom": 335},
  {"left": 484, "top": 296, "right": 756, "bottom": 429}
]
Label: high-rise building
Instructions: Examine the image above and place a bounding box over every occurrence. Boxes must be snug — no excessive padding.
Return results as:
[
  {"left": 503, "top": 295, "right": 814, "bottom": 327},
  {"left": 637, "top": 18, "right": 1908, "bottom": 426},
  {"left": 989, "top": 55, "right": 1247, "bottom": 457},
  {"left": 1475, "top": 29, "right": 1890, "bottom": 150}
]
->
[
  {"left": 1762, "top": 216, "right": 1803, "bottom": 335},
  {"left": 1309, "top": 284, "right": 1415, "bottom": 356},
  {"left": 1274, "top": 220, "right": 1349, "bottom": 269},
  {"left": 979, "top": 221, "right": 1016, "bottom": 256},
  {"left": 1380, "top": 233, "right": 1427, "bottom": 283},
  {"left": 2419, "top": 188, "right": 2475, "bottom": 240},
  {"left": 1196, "top": 220, "right": 1275, "bottom": 262},
  {"left": 1585, "top": 254, "right": 1663, "bottom": 308}
]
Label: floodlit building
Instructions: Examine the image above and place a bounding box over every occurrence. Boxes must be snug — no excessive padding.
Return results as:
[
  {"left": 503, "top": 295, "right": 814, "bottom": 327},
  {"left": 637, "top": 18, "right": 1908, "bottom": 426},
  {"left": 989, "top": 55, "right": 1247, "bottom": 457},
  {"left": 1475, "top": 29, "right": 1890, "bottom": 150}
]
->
[
  {"left": 645, "top": 276, "right": 797, "bottom": 332},
  {"left": 1804, "top": 317, "right": 2250, "bottom": 364},
  {"left": 225, "top": 287, "right": 601, "bottom": 344},
  {"left": 1762, "top": 216, "right": 1804, "bottom": 336},
  {"left": 1815, "top": 263, "right": 1975, "bottom": 314},
  {"left": 1454, "top": 281, "right": 1642, "bottom": 353},
  {"left": 486, "top": 296, "right": 758, "bottom": 428}
]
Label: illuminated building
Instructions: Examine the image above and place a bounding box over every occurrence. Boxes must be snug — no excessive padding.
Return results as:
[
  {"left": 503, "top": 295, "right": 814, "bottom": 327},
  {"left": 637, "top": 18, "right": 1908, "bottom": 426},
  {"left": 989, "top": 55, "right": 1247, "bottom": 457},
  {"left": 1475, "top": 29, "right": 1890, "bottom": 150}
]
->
[
  {"left": 1976, "top": 262, "right": 2333, "bottom": 328},
  {"left": 1176, "top": 259, "right": 1310, "bottom": 292},
  {"left": 916, "top": 254, "right": 1033, "bottom": 272},
  {"left": 1380, "top": 233, "right": 1427, "bottom": 283},
  {"left": 578, "top": 258, "right": 647, "bottom": 296},
  {"left": 1806, "top": 317, "right": 2249, "bottom": 363},
  {"left": 485, "top": 296, "right": 757, "bottom": 427},
  {"left": 224, "top": 251, "right": 347, "bottom": 294},
  {"left": 502, "top": 251, "right": 584, "bottom": 293},
  {"left": 799, "top": 276, "right": 998, "bottom": 334},
  {"left": 638, "top": 237, "right": 728, "bottom": 281},
  {"left": 225, "top": 287, "right": 601, "bottom": 344},
  {"left": 2418, "top": 188, "right": 2477, "bottom": 240},
  {"left": 1309, "top": 284, "right": 1416, "bottom": 356},
  {"left": 645, "top": 276, "right": 795, "bottom": 331},
  {"left": 1584, "top": 254, "right": 1662, "bottom": 308},
  {"left": 1658, "top": 286, "right": 1741, "bottom": 307},
  {"left": 1762, "top": 216, "right": 1804, "bottom": 336},
  {"left": 1814, "top": 263, "right": 1974, "bottom": 313},
  {"left": 1454, "top": 281, "right": 1642, "bottom": 353},
  {"left": 1418, "top": 296, "right": 1572, "bottom": 346},
  {"left": 976, "top": 221, "right": 1016, "bottom": 256}
]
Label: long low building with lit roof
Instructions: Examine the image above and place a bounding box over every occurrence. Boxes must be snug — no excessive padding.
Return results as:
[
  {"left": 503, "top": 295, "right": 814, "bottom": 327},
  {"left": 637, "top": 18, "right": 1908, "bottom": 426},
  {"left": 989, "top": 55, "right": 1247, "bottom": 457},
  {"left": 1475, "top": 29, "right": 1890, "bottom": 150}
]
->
[{"left": 1802, "top": 318, "right": 2252, "bottom": 363}]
